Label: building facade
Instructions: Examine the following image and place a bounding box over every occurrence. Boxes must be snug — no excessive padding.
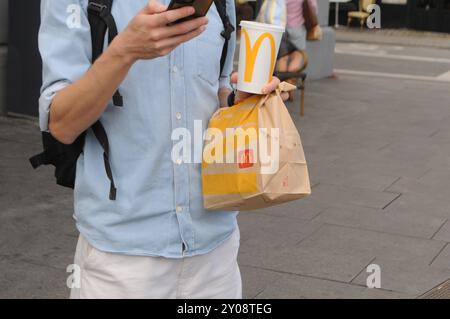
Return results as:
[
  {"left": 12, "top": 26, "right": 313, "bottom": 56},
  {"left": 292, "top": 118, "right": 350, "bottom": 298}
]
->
[
  {"left": 0, "top": 0, "right": 8, "bottom": 115},
  {"left": 333, "top": 0, "right": 450, "bottom": 32}
]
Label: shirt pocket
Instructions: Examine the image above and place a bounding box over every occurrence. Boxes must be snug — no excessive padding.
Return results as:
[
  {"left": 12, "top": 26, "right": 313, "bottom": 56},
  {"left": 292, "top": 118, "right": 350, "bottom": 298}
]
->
[{"left": 196, "top": 31, "right": 224, "bottom": 86}]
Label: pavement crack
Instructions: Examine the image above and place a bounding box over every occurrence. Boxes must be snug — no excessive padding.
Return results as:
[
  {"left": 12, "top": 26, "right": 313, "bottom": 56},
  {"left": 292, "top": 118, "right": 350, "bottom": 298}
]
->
[
  {"left": 429, "top": 242, "right": 449, "bottom": 266},
  {"left": 431, "top": 219, "right": 448, "bottom": 240},
  {"left": 241, "top": 263, "right": 407, "bottom": 295},
  {"left": 323, "top": 222, "right": 436, "bottom": 241},
  {"left": 377, "top": 143, "right": 391, "bottom": 151},
  {"left": 382, "top": 193, "right": 402, "bottom": 210},
  {"left": 295, "top": 222, "right": 325, "bottom": 246},
  {"left": 383, "top": 177, "right": 402, "bottom": 193},
  {"left": 350, "top": 257, "right": 376, "bottom": 284},
  {"left": 311, "top": 182, "right": 320, "bottom": 189},
  {"left": 428, "top": 129, "right": 440, "bottom": 138},
  {"left": 240, "top": 264, "right": 356, "bottom": 286}
]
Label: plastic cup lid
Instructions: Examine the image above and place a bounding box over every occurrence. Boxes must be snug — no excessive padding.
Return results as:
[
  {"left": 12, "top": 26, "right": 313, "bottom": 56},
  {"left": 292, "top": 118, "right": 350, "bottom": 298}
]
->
[{"left": 240, "top": 20, "right": 285, "bottom": 33}]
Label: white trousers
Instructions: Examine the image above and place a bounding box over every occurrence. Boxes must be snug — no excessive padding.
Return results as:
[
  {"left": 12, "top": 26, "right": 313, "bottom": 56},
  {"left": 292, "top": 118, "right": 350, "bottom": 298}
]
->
[{"left": 70, "top": 228, "right": 242, "bottom": 299}]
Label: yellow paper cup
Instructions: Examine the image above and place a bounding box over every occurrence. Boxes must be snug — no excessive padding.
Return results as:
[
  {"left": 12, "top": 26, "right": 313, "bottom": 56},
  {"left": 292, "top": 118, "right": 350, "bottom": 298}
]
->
[{"left": 237, "top": 21, "right": 285, "bottom": 95}]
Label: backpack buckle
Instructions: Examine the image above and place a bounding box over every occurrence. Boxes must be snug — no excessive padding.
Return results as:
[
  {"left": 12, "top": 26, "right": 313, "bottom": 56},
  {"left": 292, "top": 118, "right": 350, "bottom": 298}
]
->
[
  {"left": 221, "top": 17, "right": 235, "bottom": 41},
  {"left": 88, "top": 2, "right": 108, "bottom": 17}
]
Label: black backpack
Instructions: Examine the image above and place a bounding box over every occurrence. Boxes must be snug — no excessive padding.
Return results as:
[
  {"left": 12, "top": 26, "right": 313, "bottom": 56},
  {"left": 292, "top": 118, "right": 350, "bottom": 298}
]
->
[{"left": 29, "top": 0, "right": 235, "bottom": 201}]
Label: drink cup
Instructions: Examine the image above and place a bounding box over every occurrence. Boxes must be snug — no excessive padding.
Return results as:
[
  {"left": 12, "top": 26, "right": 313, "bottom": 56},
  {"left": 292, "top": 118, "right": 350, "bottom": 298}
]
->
[{"left": 237, "top": 21, "right": 285, "bottom": 95}]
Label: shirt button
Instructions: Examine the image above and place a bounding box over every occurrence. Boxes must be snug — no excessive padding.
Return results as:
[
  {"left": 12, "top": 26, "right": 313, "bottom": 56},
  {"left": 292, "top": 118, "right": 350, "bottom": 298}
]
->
[
  {"left": 173, "top": 66, "right": 178, "bottom": 73},
  {"left": 176, "top": 112, "right": 182, "bottom": 120},
  {"left": 176, "top": 206, "right": 183, "bottom": 213}
]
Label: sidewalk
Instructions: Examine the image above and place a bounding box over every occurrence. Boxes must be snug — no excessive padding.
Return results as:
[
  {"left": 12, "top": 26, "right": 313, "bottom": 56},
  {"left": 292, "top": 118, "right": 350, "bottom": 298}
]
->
[
  {"left": 336, "top": 27, "right": 450, "bottom": 49},
  {"left": 1, "top": 71, "right": 450, "bottom": 298},
  {"left": 239, "top": 73, "right": 450, "bottom": 298}
]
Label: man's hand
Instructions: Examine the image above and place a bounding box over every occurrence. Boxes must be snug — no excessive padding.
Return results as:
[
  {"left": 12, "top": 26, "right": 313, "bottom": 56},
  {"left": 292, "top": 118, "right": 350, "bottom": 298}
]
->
[
  {"left": 230, "top": 73, "right": 289, "bottom": 104},
  {"left": 110, "top": 0, "right": 208, "bottom": 64}
]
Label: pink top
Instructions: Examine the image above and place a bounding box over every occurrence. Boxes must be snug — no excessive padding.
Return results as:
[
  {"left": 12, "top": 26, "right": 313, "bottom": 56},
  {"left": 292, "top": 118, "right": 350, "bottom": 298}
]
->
[{"left": 286, "top": 0, "right": 318, "bottom": 28}]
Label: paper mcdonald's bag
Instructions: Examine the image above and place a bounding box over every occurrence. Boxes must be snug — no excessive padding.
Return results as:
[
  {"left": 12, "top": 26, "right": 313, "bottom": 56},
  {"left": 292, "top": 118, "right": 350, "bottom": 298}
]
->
[{"left": 202, "top": 82, "right": 311, "bottom": 211}]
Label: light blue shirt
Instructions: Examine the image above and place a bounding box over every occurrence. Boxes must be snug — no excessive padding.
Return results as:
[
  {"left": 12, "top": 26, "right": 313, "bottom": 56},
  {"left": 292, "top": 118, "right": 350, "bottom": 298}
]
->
[{"left": 39, "top": 0, "right": 238, "bottom": 258}]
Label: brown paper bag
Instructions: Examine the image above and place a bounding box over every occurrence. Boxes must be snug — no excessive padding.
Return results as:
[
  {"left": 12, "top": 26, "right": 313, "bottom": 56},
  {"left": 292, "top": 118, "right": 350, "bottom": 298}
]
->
[{"left": 202, "top": 82, "right": 311, "bottom": 211}]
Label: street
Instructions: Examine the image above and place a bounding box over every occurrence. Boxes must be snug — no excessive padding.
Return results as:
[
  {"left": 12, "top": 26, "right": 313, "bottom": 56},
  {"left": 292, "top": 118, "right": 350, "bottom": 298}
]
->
[
  {"left": 1, "top": 36, "right": 450, "bottom": 298},
  {"left": 239, "top": 39, "right": 450, "bottom": 298},
  {"left": 335, "top": 42, "right": 450, "bottom": 81}
]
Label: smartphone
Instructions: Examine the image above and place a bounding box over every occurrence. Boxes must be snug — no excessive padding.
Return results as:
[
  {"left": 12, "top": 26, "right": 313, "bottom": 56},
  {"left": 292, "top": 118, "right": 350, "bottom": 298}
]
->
[{"left": 167, "top": 0, "right": 214, "bottom": 24}]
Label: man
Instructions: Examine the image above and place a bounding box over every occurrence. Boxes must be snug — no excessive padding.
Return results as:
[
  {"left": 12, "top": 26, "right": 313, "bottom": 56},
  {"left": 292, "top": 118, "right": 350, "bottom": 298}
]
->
[{"left": 39, "top": 0, "right": 284, "bottom": 299}]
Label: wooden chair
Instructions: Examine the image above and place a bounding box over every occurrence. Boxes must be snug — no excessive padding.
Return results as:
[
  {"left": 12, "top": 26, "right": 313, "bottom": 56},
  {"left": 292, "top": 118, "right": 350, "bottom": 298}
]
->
[
  {"left": 274, "top": 71, "right": 307, "bottom": 117},
  {"left": 347, "top": 0, "right": 376, "bottom": 29}
]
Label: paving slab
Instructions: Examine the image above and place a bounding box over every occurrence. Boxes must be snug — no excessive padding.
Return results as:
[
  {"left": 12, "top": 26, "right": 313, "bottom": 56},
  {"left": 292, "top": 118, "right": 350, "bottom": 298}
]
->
[
  {"left": 313, "top": 205, "right": 445, "bottom": 239},
  {"left": 430, "top": 244, "right": 450, "bottom": 270},
  {"left": 241, "top": 223, "right": 446, "bottom": 284},
  {"left": 0, "top": 260, "right": 69, "bottom": 299},
  {"left": 426, "top": 149, "right": 450, "bottom": 172},
  {"left": 433, "top": 221, "right": 450, "bottom": 243},
  {"left": 384, "top": 192, "right": 450, "bottom": 220},
  {"left": 352, "top": 258, "right": 450, "bottom": 297},
  {"left": 239, "top": 242, "right": 374, "bottom": 283},
  {"left": 386, "top": 176, "right": 450, "bottom": 206},
  {"left": 312, "top": 166, "right": 399, "bottom": 192},
  {"left": 310, "top": 183, "right": 399, "bottom": 210},
  {"left": 330, "top": 149, "right": 430, "bottom": 180},
  {"left": 430, "top": 127, "right": 450, "bottom": 143},
  {"left": 256, "top": 273, "right": 412, "bottom": 299},
  {"left": 253, "top": 198, "right": 326, "bottom": 221},
  {"left": 238, "top": 213, "right": 323, "bottom": 250},
  {"left": 240, "top": 266, "right": 283, "bottom": 299},
  {"left": 297, "top": 225, "right": 445, "bottom": 266}
]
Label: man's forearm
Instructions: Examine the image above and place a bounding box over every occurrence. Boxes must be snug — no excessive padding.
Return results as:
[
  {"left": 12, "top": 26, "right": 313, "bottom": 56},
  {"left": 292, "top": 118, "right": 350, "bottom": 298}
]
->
[
  {"left": 49, "top": 42, "right": 134, "bottom": 144},
  {"left": 48, "top": 1, "right": 208, "bottom": 145}
]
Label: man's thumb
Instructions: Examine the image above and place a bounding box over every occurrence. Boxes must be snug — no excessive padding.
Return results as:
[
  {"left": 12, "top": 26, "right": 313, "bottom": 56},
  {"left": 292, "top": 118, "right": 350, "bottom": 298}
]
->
[{"left": 142, "top": 0, "right": 167, "bottom": 15}]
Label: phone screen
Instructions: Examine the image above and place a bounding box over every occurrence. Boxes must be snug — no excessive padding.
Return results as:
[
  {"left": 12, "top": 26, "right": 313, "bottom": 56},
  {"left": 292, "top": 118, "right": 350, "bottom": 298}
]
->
[{"left": 168, "top": 0, "right": 214, "bottom": 23}]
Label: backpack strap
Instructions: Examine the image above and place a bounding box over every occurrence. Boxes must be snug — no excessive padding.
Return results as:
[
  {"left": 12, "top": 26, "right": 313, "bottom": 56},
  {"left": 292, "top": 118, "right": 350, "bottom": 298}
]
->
[
  {"left": 29, "top": 133, "right": 71, "bottom": 168},
  {"left": 214, "top": 0, "right": 235, "bottom": 75},
  {"left": 88, "top": 0, "right": 119, "bottom": 200},
  {"left": 87, "top": 0, "right": 123, "bottom": 106},
  {"left": 29, "top": 0, "right": 121, "bottom": 200},
  {"left": 29, "top": 131, "right": 86, "bottom": 188},
  {"left": 92, "top": 121, "right": 117, "bottom": 200}
]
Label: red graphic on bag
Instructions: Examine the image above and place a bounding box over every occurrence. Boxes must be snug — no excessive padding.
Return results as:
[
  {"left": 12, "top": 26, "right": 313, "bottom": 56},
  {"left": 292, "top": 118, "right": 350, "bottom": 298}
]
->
[{"left": 239, "top": 149, "right": 254, "bottom": 169}]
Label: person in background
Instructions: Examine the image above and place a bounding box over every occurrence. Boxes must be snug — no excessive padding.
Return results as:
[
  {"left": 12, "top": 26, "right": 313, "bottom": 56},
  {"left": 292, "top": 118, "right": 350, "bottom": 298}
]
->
[
  {"left": 236, "top": 0, "right": 255, "bottom": 27},
  {"left": 276, "top": 0, "right": 319, "bottom": 77}
]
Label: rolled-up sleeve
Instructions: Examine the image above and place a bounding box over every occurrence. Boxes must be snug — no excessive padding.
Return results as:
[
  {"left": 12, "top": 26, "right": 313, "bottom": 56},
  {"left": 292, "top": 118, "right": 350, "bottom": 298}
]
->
[
  {"left": 218, "top": 0, "right": 237, "bottom": 91},
  {"left": 38, "top": 0, "right": 92, "bottom": 131}
]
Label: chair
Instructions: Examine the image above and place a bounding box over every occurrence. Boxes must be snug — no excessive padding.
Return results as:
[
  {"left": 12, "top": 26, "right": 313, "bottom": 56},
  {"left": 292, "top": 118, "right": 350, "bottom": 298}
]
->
[
  {"left": 347, "top": 0, "right": 376, "bottom": 29},
  {"left": 274, "top": 70, "right": 307, "bottom": 117}
]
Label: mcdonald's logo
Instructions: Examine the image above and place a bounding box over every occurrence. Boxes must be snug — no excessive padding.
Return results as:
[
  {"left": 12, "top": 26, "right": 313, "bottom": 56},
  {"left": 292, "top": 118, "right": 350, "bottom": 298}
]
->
[
  {"left": 241, "top": 28, "right": 276, "bottom": 84},
  {"left": 238, "top": 149, "right": 254, "bottom": 169}
]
